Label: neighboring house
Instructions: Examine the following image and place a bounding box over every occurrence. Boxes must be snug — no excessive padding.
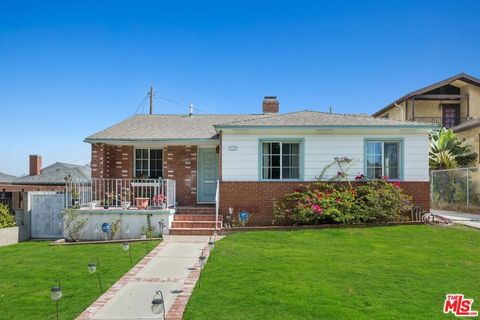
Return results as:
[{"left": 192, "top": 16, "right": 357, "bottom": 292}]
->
[
  {"left": 0, "top": 172, "right": 17, "bottom": 213},
  {"left": 372, "top": 73, "right": 480, "bottom": 160},
  {"left": 85, "top": 96, "right": 435, "bottom": 225},
  {"left": 0, "top": 155, "right": 91, "bottom": 212}
]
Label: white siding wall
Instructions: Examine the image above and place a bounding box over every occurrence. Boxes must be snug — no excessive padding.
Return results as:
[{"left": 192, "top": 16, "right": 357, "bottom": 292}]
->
[{"left": 221, "top": 131, "right": 429, "bottom": 181}]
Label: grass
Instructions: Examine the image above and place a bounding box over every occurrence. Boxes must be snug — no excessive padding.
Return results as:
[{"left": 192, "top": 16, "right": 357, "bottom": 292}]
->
[
  {"left": 0, "top": 240, "right": 160, "bottom": 320},
  {"left": 184, "top": 225, "right": 480, "bottom": 320}
]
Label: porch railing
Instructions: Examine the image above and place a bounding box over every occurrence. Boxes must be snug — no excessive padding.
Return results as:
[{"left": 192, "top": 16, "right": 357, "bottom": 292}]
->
[
  {"left": 411, "top": 117, "right": 470, "bottom": 128},
  {"left": 215, "top": 180, "right": 220, "bottom": 231},
  {"left": 65, "top": 178, "right": 176, "bottom": 209}
]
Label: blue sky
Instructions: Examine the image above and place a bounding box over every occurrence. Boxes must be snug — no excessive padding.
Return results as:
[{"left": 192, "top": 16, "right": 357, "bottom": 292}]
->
[{"left": 1, "top": 0, "right": 479, "bottom": 175}]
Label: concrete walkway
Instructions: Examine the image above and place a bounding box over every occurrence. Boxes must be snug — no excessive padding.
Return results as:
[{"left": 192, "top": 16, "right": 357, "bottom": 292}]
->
[
  {"left": 77, "top": 236, "right": 211, "bottom": 320},
  {"left": 431, "top": 209, "right": 480, "bottom": 229}
]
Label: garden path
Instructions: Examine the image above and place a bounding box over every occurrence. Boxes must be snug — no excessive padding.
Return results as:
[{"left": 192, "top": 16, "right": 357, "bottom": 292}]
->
[{"left": 77, "top": 235, "right": 212, "bottom": 320}]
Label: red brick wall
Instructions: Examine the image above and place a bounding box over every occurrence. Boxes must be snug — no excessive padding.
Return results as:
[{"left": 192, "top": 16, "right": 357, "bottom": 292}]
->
[
  {"left": 164, "top": 145, "right": 198, "bottom": 206},
  {"left": 220, "top": 181, "right": 431, "bottom": 226},
  {"left": 91, "top": 144, "right": 133, "bottom": 179}
]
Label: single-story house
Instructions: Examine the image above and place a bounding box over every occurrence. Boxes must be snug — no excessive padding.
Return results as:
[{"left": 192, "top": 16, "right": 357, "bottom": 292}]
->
[
  {"left": 0, "top": 155, "right": 91, "bottom": 212},
  {"left": 85, "top": 96, "right": 436, "bottom": 227}
]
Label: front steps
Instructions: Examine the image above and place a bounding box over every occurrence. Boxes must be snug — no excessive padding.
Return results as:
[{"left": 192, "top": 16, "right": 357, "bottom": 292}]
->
[{"left": 169, "top": 207, "right": 222, "bottom": 236}]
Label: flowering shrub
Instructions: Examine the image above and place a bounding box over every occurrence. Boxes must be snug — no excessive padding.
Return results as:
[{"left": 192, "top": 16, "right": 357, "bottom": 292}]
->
[{"left": 273, "top": 179, "right": 412, "bottom": 225}]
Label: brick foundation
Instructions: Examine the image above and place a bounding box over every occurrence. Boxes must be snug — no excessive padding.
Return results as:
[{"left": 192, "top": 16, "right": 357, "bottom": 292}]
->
[
  {"left": 220, "top": 181, "right": 431, "bottom": 226},
  {"left": 164, "top": 146, "right": 198, "bottom": 206}
]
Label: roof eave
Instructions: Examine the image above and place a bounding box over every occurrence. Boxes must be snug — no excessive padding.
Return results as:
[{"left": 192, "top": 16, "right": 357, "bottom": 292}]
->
[
  {"left": 84, "top": 137, "right": 219, "bottom": 144},
  {"left": 214, "top": 124, "right": 439, "bottom": 130}
]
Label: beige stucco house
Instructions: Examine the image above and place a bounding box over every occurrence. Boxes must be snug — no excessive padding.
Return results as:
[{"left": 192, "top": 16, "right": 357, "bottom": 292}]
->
[{"left": 372, "top": 73, "right": 480, "bottom": 160}]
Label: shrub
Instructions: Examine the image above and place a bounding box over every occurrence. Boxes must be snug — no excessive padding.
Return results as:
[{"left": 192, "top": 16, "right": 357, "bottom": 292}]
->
[
  {"left": 274, "top": 180, "right": 412, "bottom": 225},
  {"left": 0, "top": 204, "right": 15, "bottom": 229},
  {"left": 355, "top": 180, "right": 411, "bottom": 223},
  {"left": 64, "top": 208, "right": 88, "bottom": 242}
]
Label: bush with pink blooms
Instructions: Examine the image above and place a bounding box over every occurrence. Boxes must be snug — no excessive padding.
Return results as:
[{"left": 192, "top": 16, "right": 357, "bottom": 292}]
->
[{"left": 273, "top": 179, "right": 412, "bottom": 225}]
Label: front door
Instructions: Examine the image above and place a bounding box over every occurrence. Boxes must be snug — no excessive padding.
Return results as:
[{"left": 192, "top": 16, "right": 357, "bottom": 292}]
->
[
  {"left": 197, "top": 148, "right": 219, "bottom": 203},
  {"left": 442, "top": 104, "right": 460, "bottom": 128}
]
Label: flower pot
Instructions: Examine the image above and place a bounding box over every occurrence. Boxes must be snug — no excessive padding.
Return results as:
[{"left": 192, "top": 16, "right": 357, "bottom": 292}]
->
[
  {"left": 121, "top": 201, "right": 131, "bottom": 210},
  {"left": 135, "top": 198, "right": 149, "bottom": 209},
  {"left": 103, "top": 205, "right": 109, "bottom": 209},
  {"left": 89, "top": 202, "right": 96, "bottom": 210},
  {"left": 161, "top": 203, "right": 167, "bottom": 209}
]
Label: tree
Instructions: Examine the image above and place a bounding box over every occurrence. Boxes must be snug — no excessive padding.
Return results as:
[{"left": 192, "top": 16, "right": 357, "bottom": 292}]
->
[{"left": 429, "top": 128, "right": 477, "bottom": 169}]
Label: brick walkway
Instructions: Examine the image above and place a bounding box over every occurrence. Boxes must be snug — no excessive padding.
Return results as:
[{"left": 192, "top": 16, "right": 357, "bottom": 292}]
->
[{"left": 77, "top": 236, "right": 211, "bottom": 320}]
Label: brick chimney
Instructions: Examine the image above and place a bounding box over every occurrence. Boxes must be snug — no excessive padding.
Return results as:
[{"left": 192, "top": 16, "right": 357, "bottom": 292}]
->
[
  {"left": 29, "top": 155, "right": 42, "bottom": 176},
  {"left": 262, "top": 96, "right": 279, "bottom": 114}
]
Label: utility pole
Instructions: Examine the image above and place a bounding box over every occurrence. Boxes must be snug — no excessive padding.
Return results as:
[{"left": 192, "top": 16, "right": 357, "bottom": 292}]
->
[{"left": 149, "top": 86, "right": 154, "bottom": 114}]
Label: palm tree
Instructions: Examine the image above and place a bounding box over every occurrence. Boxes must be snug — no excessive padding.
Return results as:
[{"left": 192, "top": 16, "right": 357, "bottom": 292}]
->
[{"left": 429, "top": 128, "right": 477, "bottom": 169}]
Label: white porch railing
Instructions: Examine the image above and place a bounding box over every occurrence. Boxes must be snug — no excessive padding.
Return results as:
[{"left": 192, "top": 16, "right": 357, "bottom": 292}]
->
[
  {"left": 215, "top": 180, "right": 220, "bottom": 231},
  {"left": 65, "top": 178, "right": 176, "bottom": 209}
]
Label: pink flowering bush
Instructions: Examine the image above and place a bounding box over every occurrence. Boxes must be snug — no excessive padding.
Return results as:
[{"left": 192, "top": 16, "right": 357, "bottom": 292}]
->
[{"left": 273, "top": 180, "right": 411, "bottom": 225}]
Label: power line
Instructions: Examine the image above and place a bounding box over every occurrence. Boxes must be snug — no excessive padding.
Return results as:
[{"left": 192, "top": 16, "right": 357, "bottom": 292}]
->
[{"left": 134, "top": 91, "right": 149, "bottom": 115}]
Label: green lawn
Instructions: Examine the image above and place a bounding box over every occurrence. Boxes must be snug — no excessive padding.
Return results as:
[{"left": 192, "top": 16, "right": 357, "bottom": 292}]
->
[
  {"left": 184, "top": 225, "right": 480, "bottom": 320},
  {"left": 0, "top": 240, "right": 160, "bottom": 320}
]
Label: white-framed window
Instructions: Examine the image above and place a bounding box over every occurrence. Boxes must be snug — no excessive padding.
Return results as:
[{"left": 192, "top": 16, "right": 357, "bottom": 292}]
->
[
  {"left": 134, "top": 149, "right": 163, "bottom": 178},
  {"left": 261, "top": 141, "right": 301, "bottom": 180},
  {"left": 365, "top": 140, "right": 401, "bottom": 180}
]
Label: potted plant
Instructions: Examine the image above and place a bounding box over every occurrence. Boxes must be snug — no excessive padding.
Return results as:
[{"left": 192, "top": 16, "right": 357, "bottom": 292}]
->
[
  {"left": 103, "top": 192, "right": 114, "bottom": 209},
  {"left": 135, "top": 197, "right": 149, "bottom": 209},
  {"left": 152, "top": 194, "right": 166, "bottom": 209},
  {"left": 121, "top": 187, "right": 131, "bottom": 210},
  {"left": 71, "top": 188, "right": 80, "bottom": 207}
]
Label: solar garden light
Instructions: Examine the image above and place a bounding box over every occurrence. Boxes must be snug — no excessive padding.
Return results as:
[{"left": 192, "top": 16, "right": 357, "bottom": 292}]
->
[
  {"left": 122, "top": 241, "right": 133, "bottom": 266},
  {"left": 50, "top": 279, "right": 62, "bottom": 320},
  {"left": 208, "top": 236, "right": 215, "bottom": 250},
  {"left": 151, "top": 290, "right": 166, "bottom": 320},
  {"left": 88, "top": 257, "right": 103, "bottom": 292},
  {"left": 199, "top": 249, "right": 207, "bottom": 268}
]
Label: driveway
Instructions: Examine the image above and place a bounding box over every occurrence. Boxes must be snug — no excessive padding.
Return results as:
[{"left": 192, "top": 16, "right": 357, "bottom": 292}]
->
[{"left": 431, "top": 209, "right": 480, "bottom": 230}]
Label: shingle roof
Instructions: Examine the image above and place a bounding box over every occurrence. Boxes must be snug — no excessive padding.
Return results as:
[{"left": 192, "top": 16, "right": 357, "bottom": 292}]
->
[
  {"left": 85, "top": 114, "right": 271, "bottom": 142},
  {"left": 0, "top": 172, "right": 17, "bottom": 184},
  {"left": 86, "top": 111, "right": 435, "bottom": 142},
  {"left": 13, "top": 162, "right": 91, "bottom": 185},
  {"left": 372, "top": 73, "right": 480, "bottom": 117},
  {"left": 451, "top": 118, "right": 480, "bottom": 133},
  {"left": 214, "top": 110, "right": 437, "bottom": 128}
]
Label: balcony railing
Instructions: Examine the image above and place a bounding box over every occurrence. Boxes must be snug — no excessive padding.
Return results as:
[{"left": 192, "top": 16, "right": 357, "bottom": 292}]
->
[
  {"left": 65, "top": 178, "right": 176, "bottom": 210},
  {"left": 412, "top": 117, "right": 471, "bottom": 128}
]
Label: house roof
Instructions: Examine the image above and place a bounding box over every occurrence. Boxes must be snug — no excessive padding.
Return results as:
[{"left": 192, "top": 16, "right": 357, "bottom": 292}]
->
[
  {"left": 13, "top": 162, "right": 91, "bottom": 185},
  {"left": 85, "top": 114, "right": 272, "bottom": 142},
  {"left": 86, "top": 111, "right": 436, "bottom": 143},
  {"left": 372, "top": 73, "right": 480, "bottom": 117},
  {"left": 214, "top": 110, "right": 437, "bottom": 128},
  {"left": 0, "top": 172, "right": 17, "bottom": 184},
  {"left": 451, "top": 118, "right": 480, "bottom": 133}
]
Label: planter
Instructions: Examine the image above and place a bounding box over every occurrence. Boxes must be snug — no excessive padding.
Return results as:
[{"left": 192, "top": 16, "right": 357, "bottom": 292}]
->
[
  {"left": 89, "top": 202, "right": 96, "bottom": 210},
  {"left": 121, "top": 201, "right": 131, "bottom": 210},
  {"left": 140, "top": 234, "right": 147, "bottom": 240},
  {"left": 103, "top": 205, "right": 110, "bottom": 209},
  {"left": 135, "top": 198, "right": 149, "bottom": 209}
]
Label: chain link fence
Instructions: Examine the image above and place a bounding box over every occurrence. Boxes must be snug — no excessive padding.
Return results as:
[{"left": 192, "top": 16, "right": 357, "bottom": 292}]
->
[{"left": 431, "top": 167, "right": 480, "bottom": 212}]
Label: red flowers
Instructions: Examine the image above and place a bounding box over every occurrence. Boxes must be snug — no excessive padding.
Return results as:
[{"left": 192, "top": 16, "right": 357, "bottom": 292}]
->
[
  {"left": 311, "top": 204, "right": 323, "bottom": 215},
  {"left": 392, "top": 181, "right": 401, "bottom": 188},
  {"left": 355, "top": 174, "right": 366, "bottom": 181}
]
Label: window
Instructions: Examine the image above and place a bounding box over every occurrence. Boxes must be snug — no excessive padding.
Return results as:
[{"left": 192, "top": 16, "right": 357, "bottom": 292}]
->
[
  {"left": 365, "top": 140, "right": 401, "bottom": 180},
  {"left": 135, "top": 149, "right": 163, "bottom": 178},
  {"left": 261, "top": 141, "right": 301, "bottom": 180}
]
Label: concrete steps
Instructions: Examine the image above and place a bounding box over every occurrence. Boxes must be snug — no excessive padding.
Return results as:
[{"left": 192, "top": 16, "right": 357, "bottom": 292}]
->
[{"left": 169, "top": 206, "right": 222, "bottom": 236}]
